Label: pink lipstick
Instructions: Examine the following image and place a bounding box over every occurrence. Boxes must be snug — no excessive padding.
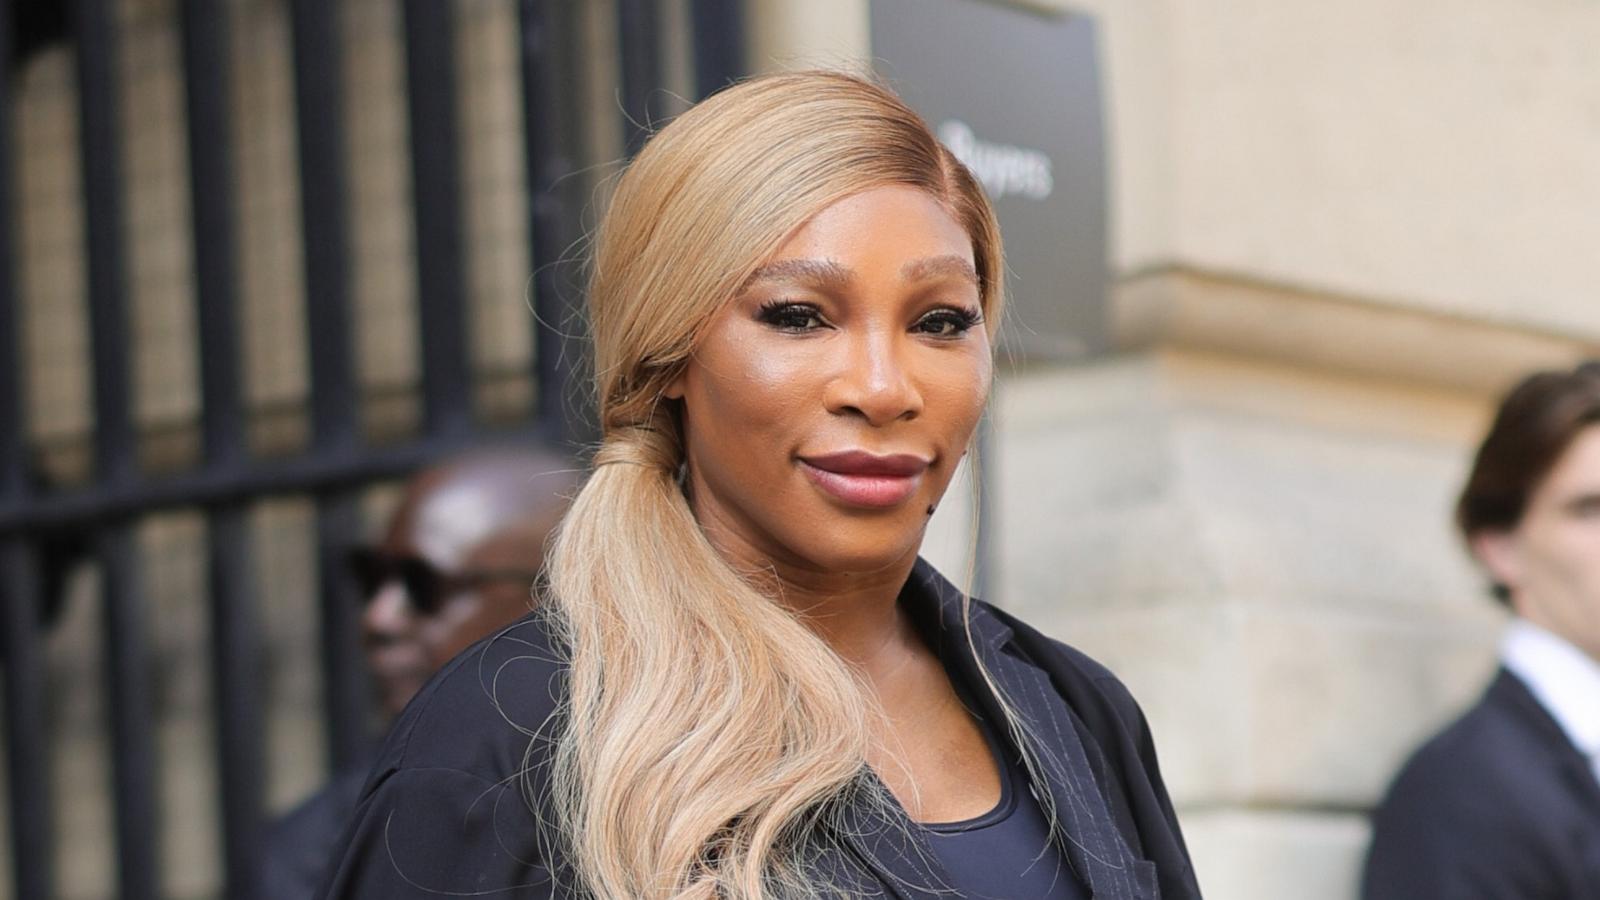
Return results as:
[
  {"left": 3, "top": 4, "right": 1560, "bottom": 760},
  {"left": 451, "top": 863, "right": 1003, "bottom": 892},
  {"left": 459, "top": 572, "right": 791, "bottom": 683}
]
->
[{"left": 797, "top": 451, "right": 930, "bottom": 509}]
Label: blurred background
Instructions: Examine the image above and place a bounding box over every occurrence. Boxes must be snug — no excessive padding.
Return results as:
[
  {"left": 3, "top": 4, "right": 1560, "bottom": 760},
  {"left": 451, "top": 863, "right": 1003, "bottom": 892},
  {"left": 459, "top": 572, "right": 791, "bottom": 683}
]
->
[{"left": 0, "top": 0, "right": 1597, "bottom": 898}]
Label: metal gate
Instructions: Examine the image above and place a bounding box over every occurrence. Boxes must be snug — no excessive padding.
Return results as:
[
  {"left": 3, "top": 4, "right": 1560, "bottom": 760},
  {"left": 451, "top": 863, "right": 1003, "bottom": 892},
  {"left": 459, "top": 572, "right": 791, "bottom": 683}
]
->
[{"left": 0, "top": 1, "right": 743, "bottom": 897}]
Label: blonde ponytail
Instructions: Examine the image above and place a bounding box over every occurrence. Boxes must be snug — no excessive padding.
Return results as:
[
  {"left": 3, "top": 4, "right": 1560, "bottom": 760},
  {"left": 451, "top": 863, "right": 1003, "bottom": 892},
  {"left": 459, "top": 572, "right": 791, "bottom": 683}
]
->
[{"left": 548, "top": 420, "right": 872, "bottom": 897}]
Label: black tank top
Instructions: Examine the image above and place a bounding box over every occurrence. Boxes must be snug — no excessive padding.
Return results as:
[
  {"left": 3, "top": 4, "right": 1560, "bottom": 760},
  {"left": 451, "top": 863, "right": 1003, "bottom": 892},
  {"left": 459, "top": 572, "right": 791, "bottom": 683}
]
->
[{"left": 919, "top": 695, "right": 1089, "bottom": 899}]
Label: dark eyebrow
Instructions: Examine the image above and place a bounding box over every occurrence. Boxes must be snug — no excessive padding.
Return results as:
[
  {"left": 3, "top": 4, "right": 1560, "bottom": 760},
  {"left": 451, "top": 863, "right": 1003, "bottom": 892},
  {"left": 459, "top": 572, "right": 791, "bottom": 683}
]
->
[
  {"left": 743, "top": 259, "right": 852, "bottom": 291},
  {"left": 901, "top": 255, "right": 979, "bottom": 286}
]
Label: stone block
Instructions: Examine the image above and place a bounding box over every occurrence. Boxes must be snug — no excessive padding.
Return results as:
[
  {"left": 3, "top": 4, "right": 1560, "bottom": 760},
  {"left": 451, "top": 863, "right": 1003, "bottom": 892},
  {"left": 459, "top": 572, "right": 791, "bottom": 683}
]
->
[
  {"left": 1034, "top": 606, "right": 1250, "bottom": 808},
  {"left": 1238, "top": 608, "right": 1497, "bottom": 806},
  {"left": 993, "top": 359, "right": 1228, "bottom": 612},
  {"left": 1171, "top": 0, "right": 1600, "bottom": 338},
  {"left": 1172, "top": 409, "right": 1492, "bottom": 619},
  {"left": 1182, "top": 808, "right": 1369, "bottom": 900},
  {"left": 54, "top": 733, "right": 114, "bottom": 900},
  {"left": 157, "top": 717, "right": 220, "bottom": 897}
]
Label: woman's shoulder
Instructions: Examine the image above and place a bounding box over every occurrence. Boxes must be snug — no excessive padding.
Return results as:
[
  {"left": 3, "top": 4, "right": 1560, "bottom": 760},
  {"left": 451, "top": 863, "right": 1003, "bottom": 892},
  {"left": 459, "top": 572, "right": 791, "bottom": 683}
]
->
[
  {"left": 317, "top": 613, "right": 574, "bottom": 898},
  {"left": 375, "top": 609, "right": 569, "bottom": 784}
]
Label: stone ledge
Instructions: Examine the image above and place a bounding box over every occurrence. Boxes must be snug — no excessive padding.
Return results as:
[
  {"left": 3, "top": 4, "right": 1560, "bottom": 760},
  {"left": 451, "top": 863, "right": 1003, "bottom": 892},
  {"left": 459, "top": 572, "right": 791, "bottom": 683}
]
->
[
  {"left": 1115, "top": 267, "right": 1600, "bottom": 396},
  {"left": 994, "top": 354, "right": 1498, "bottom": 619}
]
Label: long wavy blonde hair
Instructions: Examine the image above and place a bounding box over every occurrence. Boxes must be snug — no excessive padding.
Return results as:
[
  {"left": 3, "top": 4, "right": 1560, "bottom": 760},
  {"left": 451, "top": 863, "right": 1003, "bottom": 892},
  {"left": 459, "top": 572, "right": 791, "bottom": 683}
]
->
[{"left": 543, "top": 70, "right": 1005, "bottom": 899}]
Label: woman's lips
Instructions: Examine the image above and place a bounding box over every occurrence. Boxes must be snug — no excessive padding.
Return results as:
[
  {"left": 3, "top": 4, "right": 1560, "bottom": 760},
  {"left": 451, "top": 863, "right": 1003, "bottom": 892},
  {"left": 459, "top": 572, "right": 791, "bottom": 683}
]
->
[{"left": 798, "top": 451, "right": 930, "bottom": 509}]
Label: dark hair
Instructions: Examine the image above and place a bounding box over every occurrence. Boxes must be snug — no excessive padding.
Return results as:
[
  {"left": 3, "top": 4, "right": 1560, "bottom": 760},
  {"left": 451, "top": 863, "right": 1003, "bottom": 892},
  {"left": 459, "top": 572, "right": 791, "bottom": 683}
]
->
[{"left": 1456, "top": 360, "right": 1600, "bottom": 603}]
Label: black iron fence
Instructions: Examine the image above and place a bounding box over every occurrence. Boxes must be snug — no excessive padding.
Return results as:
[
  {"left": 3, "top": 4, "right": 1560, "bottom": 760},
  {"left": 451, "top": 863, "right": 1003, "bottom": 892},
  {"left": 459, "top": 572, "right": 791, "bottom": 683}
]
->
[{"left": 0, "top": 1, "right": 744, "bottom": 897}]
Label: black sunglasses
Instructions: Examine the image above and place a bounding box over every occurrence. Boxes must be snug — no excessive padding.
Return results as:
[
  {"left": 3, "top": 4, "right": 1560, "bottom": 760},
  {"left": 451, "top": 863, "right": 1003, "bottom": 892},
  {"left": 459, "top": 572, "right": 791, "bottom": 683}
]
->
[{"left": 344, "top": 546, "right": 539, "bottom": 617}]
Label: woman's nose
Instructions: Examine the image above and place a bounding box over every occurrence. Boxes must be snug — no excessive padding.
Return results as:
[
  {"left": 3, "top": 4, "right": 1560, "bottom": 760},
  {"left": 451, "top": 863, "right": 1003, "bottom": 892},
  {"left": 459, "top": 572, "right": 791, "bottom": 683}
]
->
[{"left": 823, "top": 330, "right": 924, "bottom": 426}]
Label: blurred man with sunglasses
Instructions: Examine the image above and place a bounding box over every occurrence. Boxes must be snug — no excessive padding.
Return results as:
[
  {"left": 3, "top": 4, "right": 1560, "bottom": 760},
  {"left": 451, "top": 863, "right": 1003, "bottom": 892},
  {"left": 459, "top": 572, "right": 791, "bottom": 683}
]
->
[
  {"left": 264, "top": 448, "right": 578, "bottom": 898},
  {"left": 350, "top": 451, "right": 578, "bottom": 719}
]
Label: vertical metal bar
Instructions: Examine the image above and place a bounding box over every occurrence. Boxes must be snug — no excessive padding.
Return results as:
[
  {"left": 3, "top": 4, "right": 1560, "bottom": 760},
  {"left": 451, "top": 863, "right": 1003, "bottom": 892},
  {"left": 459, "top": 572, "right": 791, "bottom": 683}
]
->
[
  {"left": 180, "top": 3, "right": 263, "bottom": 897},
  {"left": 316, "top": 490, "right": 369, "bottom": 770},
  {"left": 206, "top": 505, "right": 263, "bottom": 900},
  {"left": 401, "top": 0, "right": 472, "bottom": 438},
  {"left": 74, "top": 0, "right": 159, "bottom": 896},
  {"left": 615, "top": 0, "right": 662, "bottom": 157},
  {"left": 99, "top": 524, "right": 158, "bottom": 900},
  {"left": 74, "top": 0, "right": 137, "bottom": 487},
  {"left": 181, "top": 0, "right": 246, "bottom": 468},
  {"left": 288, "top": 0, "right": 371, "bottom": 770},
  {"left": 518, "top": 0, "right": 593, "bottom": 446},
  {"left": 0, "top": 541, "right": 52, "bottom": 900},
  {"left": 689, "top": 0, "right": 744, "bottom": 99},
  {"left": 0, "top": 0, "right": 26, "bottom": 502},
  {"left": 287, "top": 0, "right": 359, "bottom": 455},
  {"left": 0, "top": 14, "right": 48, "bottom": 900}
]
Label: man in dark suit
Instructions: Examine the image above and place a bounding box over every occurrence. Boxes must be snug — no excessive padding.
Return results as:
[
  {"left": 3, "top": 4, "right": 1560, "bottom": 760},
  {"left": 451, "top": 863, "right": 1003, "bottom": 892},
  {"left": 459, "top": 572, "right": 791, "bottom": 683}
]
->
[
  {"left": 1363, "top": 362, "right": 1600, "bottom": 899},
  {"left": 261, "top": 448, "right": 577, "bottom": 899}
]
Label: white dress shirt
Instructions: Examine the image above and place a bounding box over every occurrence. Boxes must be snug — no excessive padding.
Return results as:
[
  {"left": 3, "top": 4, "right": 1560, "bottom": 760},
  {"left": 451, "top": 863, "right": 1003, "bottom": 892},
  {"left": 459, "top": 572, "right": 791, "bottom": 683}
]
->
[{"left": 1501, "top": 618, "right": 1600, "bottom": 788}]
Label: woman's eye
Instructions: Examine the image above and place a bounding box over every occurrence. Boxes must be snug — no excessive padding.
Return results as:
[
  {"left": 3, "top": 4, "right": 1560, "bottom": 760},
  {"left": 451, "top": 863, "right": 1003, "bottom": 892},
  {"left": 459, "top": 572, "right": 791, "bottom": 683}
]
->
[
  {"left": 913, "top": 307, "right": 982, "bottom": 337},
  {"left": 1569, "top": 495, "right": 1600, "bottom": 518},
  {"left": 757, "top": 301, "right": 826, "bottom": 332}
]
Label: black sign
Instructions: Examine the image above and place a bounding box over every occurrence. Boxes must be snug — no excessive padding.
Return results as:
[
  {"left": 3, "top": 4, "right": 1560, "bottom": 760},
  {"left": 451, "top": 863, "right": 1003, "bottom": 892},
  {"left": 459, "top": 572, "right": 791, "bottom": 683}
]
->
[{"left": 871, "top": 0, "right": 1109, "bottom": 359}]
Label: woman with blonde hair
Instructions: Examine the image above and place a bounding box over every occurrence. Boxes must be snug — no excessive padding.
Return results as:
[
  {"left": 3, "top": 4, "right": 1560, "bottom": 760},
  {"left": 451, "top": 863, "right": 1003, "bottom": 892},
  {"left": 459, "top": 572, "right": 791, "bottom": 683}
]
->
[{"left": 317, "top": 70, "right": 1198, "bottom": 900}]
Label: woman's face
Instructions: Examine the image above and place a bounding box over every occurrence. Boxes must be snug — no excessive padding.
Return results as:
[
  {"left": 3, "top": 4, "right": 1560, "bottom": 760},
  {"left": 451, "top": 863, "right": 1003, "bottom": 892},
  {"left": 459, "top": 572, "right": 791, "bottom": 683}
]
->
[{"left": 667, "top": 184, "right": 992, "bottom": 578}]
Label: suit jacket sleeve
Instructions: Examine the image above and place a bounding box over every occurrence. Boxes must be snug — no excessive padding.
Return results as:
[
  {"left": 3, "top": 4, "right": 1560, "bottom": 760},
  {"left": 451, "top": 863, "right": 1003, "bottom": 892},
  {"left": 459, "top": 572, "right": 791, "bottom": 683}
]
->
[
  {"left": 1361, "top": 669, "right": 1600, "bottom": 900},
  {"left": 1088, "top": 671, "right": 1201, "bottom": 900},
  {"left": 316, "top": 765, "right": 562, "bottom": 899},
  {"left": 1097, "top": 679, "right": 1193, "bottom": 856},
  {"left": 1362, "top": 760, "right": 1560, "bottom": 900}
]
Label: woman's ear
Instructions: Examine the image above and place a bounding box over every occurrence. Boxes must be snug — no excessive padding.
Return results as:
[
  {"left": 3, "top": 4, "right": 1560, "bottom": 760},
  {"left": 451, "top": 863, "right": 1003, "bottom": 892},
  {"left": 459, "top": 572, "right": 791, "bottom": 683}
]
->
[
  {"left": 663, "top": 373, "right": 686, "bottom": 401},
  {"left": 1469, "top": 529, "right": 1522, "bottom": 596}
]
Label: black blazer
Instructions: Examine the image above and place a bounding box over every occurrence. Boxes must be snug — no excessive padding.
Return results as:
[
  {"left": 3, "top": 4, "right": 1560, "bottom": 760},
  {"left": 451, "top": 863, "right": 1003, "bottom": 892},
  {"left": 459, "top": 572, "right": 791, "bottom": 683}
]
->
[
  {"left": 1362, "top": 668, "right": 1600, "bottom": 899},
  {"left": 315, "top": 560, "right": 1200, "bottom": 899}
]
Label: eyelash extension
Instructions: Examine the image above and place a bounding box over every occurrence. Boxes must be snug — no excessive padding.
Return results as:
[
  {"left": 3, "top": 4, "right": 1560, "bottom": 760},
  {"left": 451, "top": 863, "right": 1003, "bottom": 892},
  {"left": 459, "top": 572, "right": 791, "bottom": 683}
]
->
[
  {"left": 755, "top": 300, "right": 825, "bottom": 332},
  {"left": 915, "top": 306, "right": 984, "bottom": 336}
]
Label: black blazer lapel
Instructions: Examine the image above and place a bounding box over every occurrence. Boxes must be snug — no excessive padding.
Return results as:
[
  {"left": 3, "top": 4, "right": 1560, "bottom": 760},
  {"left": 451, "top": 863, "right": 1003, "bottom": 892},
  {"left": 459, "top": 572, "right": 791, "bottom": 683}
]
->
[
  {"left": 903, "top": 562, "right": 1159, "bottom": 900},
  {"left": 1491, "top": 670, "right": 1600, "bottom": 817},
  {"left": 970, "top": 620, "right": 1157, "bottom": 900}
]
